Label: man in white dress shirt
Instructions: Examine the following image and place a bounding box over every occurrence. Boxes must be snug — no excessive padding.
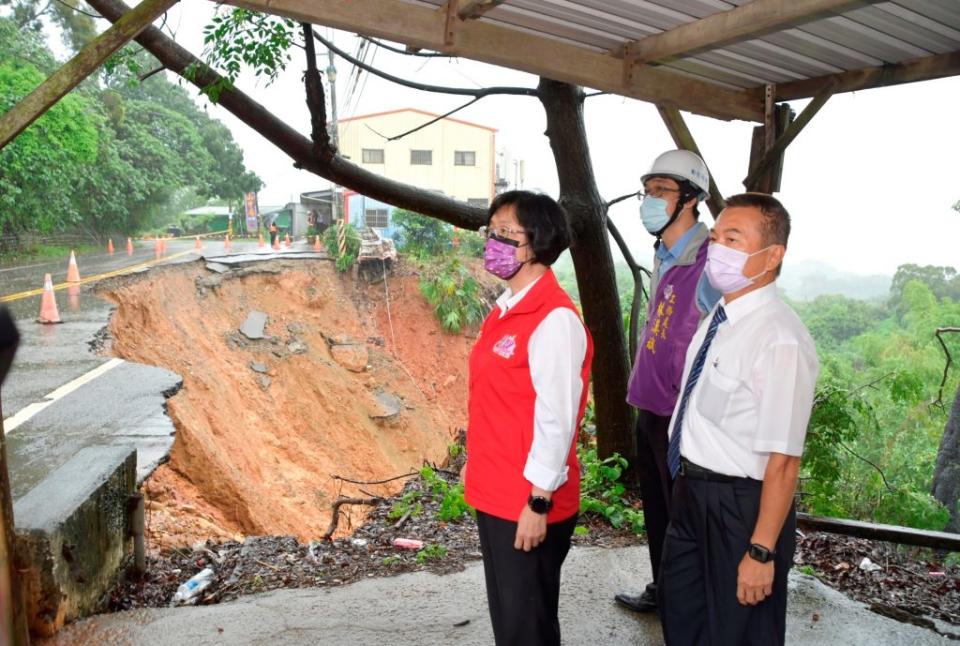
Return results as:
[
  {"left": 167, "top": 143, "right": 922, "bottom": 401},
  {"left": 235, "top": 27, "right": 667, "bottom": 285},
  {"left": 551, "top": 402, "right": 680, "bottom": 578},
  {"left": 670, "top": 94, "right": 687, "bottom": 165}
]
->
[{"left": 657, "top": 193, "right": 819, "bottom": 646}]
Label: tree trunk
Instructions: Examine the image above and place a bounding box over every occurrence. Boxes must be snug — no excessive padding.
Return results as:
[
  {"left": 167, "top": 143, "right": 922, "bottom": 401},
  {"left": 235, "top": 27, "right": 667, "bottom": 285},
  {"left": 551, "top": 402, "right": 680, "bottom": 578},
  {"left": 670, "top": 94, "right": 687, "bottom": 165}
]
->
[
  {"left": 932, "top": 382, "right": 960, "bottom": 533},
  {"left": 538, "top": 78, "right": 634, "bottom": 465}
]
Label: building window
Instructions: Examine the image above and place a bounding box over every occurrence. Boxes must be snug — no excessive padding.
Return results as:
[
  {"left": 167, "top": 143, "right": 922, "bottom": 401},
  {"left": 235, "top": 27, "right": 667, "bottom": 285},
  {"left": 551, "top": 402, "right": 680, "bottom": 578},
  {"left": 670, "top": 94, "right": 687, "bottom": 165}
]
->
[
  {"left": 467, "top": 198, "right": 488, "bottom": 208},
  {"left": 362, "top": 148, "right": 384, "bottom": 164},
  {"left": 410, "top": 149, "right": 433, "bottom": 165},
  {"left": 365, "top": 208, "right": 389, "bottom": 228},
  {"left": 454, "top": 150, "right": 476, "bottom": 166}
]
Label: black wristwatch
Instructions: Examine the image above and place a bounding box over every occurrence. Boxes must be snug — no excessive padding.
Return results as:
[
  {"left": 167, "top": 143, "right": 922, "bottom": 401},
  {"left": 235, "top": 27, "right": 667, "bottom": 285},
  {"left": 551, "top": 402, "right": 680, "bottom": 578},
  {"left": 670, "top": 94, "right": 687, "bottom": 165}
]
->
[
  {"left": 748, "top": 543, "right": 775, "bottom": 564},
  {"left": 527, "top": 495, "right": 553, "bottom": 515}
]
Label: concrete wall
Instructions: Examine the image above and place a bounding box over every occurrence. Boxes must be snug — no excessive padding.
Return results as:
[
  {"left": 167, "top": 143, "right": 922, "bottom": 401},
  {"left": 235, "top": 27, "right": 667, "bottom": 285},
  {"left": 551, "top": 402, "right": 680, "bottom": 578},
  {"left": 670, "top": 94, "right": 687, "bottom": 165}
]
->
[
  {"left": 337, "top": 109, "right": 495, "bottom": 204},
  {"left": 14, "top": 446, "right": 136, "bottom": 637}
]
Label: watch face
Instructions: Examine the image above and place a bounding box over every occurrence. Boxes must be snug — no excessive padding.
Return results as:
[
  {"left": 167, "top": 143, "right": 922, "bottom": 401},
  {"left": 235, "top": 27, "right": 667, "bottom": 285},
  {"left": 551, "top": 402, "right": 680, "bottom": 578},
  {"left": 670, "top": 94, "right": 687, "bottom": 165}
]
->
[
  {"left": 529, "top": 496, "right": 551, "bottom": 514},
  {"left": 749, "top": 544, "right": 772, "bottom": 563}
]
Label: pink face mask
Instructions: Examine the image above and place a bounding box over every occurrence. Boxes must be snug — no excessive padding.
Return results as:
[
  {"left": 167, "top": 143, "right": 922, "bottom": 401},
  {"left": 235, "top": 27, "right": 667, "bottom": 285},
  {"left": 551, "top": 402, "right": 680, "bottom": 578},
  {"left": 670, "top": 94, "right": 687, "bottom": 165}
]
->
[
  {"left": 704, "top": 242, "right": 772, "bottom": 293},
  {"left": 484, "top": 234, "right": 523, "bottom": 279}
]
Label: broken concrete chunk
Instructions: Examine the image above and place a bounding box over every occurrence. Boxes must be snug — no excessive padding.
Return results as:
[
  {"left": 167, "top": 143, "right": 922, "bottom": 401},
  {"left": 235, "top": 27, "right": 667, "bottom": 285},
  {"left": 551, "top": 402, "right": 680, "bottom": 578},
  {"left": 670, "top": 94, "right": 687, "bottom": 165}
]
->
[
  {"left": 205, "top": 262, "right": 231, "bottom": 274},
  {"left": 331, "top": 344, "right": 369, "bottom": 373},
  {"left": 259, "top": 376, "right": 272, "bottom": 390},
  {"left": 250, "top": 362, "right": 268, "bottom": 374},
  {"left": 287, "top": 322, "right": 306, "bottom": 334},
  {"left": 288, "top": 341, "right": 308, "bottom": 355},
  {"left": 240, "top": 311, "right": 268, "bottom": 340},
  {"left": 370, "top": 391, "right": 403, "bottom": 420}
]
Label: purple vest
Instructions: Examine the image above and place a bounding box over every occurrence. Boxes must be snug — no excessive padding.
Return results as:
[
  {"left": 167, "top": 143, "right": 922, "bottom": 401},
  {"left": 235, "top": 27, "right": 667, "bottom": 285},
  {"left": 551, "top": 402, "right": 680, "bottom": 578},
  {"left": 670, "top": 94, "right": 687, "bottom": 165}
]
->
[{"left": 626, "top": 241, "right": 709, "bottom": 417}]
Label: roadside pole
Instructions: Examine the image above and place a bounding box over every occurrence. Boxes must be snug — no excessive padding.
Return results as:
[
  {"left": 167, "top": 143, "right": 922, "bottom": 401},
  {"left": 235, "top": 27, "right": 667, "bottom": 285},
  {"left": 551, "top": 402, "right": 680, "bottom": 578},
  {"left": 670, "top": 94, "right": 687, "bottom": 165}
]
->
[{"left": 0, "top": 308, "right": 29, "bottom": 645}]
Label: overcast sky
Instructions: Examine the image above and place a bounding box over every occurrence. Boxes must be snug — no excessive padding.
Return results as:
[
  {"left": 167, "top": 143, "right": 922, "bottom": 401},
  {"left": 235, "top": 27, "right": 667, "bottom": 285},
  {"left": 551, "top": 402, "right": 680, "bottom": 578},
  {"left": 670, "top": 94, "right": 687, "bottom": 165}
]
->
[{"left": 151, "top": 2, "right": 960, "bottom": 275}]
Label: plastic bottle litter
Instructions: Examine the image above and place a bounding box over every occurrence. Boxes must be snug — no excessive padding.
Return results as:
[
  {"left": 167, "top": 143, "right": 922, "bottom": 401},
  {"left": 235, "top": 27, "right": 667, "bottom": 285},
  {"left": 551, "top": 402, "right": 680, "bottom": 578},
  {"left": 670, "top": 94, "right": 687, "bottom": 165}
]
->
[
  {"left": 173, "top": 568, "right": 215, "bottom": 604},
  {"left": 392, "top": 538, "right": 424, "bottom": 550},
  {"left": 858, "top": 557, "right": 881, "bottom": 573}
]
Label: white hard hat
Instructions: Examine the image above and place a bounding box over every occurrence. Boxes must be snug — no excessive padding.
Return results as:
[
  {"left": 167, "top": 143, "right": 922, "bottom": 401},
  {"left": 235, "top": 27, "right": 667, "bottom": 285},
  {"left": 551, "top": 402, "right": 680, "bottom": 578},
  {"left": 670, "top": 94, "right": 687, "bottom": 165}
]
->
[{"left": 641, "top": 150, "right": 710, "bottom": 201}]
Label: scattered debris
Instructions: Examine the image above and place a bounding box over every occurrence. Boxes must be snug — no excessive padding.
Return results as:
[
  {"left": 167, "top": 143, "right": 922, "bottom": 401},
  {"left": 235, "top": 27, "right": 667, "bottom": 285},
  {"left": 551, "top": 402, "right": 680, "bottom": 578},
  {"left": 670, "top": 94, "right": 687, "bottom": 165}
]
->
[
  {"left": 239, "top": 311, "right": 268, "bottom": 340},
  {"left": 259, "top": 376, "right": 272, "bottom": 390},
  {"left": 205, "top": 263, "right": 231, "bottom": 274},
  {"left": 371, "top": 391, "right": 403, "bottom": 421},
  {"left": 249, "top": 362, "right": 268, "bottom": 374},
  {"left": 392, "top": 538, "right": 424, "bottom": 550},
  {"left": 287, "top": 340, "right": 308, "bottom": 355},
  {"left": 173, "top": 567, "right": 215, "bottom": 605},
  {"left": 859, "top": 557, "right": 882, "bottom": 573}
]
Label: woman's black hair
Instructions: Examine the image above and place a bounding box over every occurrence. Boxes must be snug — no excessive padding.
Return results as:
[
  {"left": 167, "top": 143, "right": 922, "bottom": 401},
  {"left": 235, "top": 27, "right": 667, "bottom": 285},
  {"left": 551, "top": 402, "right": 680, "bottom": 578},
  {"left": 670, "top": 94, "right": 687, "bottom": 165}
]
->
[{"left": 487, "top": 190, "right": 571, "bottom": 266}]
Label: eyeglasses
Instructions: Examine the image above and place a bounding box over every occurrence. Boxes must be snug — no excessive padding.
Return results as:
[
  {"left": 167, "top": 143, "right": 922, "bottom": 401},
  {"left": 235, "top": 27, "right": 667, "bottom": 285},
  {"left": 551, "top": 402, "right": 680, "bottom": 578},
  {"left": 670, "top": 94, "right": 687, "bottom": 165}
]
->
[
  {"left": 637, "top": 186, "right": 681, "bottom": 200},
  {"left": 479, "top": 225, "right": 526, "bottom": 240}
]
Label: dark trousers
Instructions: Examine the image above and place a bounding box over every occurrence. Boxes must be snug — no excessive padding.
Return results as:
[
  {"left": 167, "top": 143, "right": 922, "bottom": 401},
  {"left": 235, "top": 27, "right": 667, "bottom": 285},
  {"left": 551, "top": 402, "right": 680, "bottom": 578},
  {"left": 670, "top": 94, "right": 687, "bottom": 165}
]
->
[
  {"left": 658, "top": 471, "right": 796, "bottom": 646},
  {"left": 476, "top": 511, "right": 577, "bottom": 646},
  {"left": 635, "top": 410, "right": 672, "bottom": 583}
]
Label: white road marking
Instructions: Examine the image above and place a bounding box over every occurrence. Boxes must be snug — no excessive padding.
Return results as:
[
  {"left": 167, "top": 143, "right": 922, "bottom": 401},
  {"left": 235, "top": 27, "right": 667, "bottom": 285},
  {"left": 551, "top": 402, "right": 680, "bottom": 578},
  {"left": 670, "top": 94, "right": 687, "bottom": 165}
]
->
[{"left": 3, "top": 357, "right": 125, "bottom": 434}]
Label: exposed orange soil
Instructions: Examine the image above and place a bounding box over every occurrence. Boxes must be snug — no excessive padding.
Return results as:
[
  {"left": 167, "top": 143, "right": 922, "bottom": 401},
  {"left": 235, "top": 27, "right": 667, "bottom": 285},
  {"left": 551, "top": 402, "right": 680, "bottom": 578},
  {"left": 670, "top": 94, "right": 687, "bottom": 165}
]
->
[{"left": 102, "top": 259, "right": 474, "bottom": 551}]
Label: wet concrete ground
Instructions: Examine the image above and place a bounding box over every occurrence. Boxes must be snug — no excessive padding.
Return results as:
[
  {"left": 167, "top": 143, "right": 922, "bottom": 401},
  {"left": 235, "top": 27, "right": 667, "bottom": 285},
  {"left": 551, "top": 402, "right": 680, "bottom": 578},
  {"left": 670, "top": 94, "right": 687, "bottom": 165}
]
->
[
  {"left": 1, "top": 237, "right": 319, "bottom": 499},
  {"left": 38, "top": 546, "right": 953, "bottom": 646}
]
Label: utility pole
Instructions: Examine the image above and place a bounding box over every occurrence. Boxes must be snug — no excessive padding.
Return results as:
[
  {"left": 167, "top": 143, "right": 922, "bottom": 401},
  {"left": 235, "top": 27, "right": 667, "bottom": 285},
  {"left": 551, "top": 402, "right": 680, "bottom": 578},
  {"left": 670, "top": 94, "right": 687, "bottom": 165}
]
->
[{"left": 326, "top": 49, "right": 340, "bottom": 224}]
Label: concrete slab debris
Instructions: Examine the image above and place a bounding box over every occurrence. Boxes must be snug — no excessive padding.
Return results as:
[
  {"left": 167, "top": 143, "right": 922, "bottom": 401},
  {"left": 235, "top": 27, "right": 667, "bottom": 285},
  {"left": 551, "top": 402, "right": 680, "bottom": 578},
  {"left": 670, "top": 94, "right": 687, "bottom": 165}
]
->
[{"left": 239, "top": 311, "right": 268, "bottom": 340}]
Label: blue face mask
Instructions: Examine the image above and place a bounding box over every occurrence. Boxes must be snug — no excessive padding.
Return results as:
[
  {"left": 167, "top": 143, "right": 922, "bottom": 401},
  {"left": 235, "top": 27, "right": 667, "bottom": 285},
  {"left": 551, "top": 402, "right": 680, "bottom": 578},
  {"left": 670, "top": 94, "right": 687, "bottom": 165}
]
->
[{"left": 639, "top": 196, "right": 670, "bottom": 234}]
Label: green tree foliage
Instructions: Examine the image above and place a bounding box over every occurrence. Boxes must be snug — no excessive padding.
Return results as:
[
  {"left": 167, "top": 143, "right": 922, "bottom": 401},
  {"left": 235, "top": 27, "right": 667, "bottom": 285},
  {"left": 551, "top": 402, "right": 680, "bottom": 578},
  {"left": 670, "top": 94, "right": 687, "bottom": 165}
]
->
[
  {"left": 796, "top": 276, "right": 960, "bottom": 529},
  {"left": 0, "top": 62, "right": 98, "bottom": 233},
  {"left": 890, "top": 264, "right": 960, "bottom": 313},
  {"left": 393, "top": 208, "right": 454, "bottom": 259},
  {"left": 0, "top": 17, "right": 261, "bottom": 238}
]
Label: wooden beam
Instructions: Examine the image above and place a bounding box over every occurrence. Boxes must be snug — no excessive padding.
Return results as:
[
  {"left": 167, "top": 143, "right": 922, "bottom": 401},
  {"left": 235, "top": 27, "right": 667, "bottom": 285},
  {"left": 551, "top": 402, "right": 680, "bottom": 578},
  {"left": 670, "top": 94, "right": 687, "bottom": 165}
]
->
[
  {"left": 458, "top": 0, "right": 508, "bottom": 20},
  {"left": 656, "top": 106, "right": 726, "bottom": 219},
  {"left": 626, "top": 0, "right": 882, "bottom": 65},
  {"left": 797, "top": 513, "right": 960, "bottom": 552},
  {"left": 766, "top": 49, "right": 960, "bottom": 102},
  {"left": 0, "top": 0, "right": 177, "bottom": 151},
  {"left": 743, "top": 79, "right": 836, "bottom": 190},
  {"left": 226, "top": 0, "right": 764, "bottom": 122},
  {"left": 746, "top": 103, "right": 791, "bottom": 193},
  {"left": 443, "top": 0, "right": 459, "bottom": 46}
]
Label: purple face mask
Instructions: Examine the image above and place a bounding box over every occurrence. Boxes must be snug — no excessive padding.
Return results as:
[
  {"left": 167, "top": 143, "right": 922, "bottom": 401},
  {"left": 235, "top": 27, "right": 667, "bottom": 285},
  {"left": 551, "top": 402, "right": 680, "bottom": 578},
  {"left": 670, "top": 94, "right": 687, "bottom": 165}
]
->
[{"left": 484, "top": 234, "right": 523, "bottom": 279}]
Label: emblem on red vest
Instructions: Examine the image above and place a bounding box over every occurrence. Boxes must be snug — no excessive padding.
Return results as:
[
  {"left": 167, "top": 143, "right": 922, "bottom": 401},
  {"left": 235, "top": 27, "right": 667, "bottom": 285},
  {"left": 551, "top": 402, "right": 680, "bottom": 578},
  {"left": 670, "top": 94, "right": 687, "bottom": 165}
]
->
[{"left": 492, "top": 334, "right": 517, "bottom": 359}]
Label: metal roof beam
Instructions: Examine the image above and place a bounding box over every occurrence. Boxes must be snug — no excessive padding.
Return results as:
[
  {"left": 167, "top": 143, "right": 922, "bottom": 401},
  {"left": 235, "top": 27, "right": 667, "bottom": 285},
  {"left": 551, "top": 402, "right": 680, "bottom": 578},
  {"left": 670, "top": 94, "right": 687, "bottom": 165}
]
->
[
  {"left": 626, "top": 0, "right": 884, "bottom": 66},
  {"left": 226, "top": 0, "right": 764, "bottom": 122}
]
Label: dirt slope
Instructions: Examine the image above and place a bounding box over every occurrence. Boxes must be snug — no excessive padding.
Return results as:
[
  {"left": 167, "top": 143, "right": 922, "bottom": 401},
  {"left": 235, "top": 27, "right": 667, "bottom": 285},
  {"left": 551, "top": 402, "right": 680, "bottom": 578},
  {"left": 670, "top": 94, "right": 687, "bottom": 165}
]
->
[{"left": 103, "top": 259, "right": 472, "bottom": 550}]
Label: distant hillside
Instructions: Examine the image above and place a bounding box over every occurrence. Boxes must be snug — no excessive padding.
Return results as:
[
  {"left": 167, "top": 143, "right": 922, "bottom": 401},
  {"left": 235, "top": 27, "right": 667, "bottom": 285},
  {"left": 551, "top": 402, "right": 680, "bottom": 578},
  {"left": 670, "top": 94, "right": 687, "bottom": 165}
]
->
[{"left": 779, "top": 260, "right": 890, "bottom": 301}]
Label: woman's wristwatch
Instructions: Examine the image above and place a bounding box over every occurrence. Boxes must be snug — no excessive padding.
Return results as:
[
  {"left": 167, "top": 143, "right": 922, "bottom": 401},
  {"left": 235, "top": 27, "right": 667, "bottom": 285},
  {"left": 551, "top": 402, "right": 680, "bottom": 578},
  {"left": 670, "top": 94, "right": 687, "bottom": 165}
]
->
[{"left": 527, "top": 495, "right": 553, "bottom": 514}]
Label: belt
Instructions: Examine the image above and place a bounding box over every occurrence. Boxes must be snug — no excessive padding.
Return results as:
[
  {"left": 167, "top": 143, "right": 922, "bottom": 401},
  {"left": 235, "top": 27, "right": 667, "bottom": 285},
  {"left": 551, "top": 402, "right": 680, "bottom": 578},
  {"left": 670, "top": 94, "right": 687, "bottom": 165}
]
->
[{"left": 679, "top": 458, "right": 739, "bottom": 483}]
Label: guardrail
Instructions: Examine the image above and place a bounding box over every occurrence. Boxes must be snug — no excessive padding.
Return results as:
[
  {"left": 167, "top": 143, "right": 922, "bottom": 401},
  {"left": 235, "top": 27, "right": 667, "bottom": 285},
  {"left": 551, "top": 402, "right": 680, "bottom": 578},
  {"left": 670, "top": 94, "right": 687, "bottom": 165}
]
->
[{"left": 797, "top": 512, "right": 960, "bottom": 551}]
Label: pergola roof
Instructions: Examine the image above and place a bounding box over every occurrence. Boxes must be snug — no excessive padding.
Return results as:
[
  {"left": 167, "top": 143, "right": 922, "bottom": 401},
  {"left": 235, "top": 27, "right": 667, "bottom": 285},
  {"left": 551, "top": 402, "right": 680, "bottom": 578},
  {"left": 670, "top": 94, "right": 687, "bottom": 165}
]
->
[{"left": 228, "top": 0, "right": 960, "bottom": 122}]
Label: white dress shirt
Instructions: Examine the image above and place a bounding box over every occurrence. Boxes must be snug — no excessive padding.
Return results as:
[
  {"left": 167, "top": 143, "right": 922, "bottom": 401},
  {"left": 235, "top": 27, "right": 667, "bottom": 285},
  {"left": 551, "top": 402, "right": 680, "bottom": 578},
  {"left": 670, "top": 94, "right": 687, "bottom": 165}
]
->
[
  {"left": 495, "top": 277, "right": 588, "bottom": 492},
  {"left": 667, "top": 282, "right": 819, "bottom": 480}
]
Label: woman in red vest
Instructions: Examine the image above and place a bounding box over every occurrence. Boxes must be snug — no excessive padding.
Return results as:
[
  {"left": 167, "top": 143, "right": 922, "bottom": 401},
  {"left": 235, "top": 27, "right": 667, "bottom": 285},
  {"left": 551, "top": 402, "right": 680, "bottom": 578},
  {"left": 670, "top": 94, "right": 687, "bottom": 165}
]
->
[{"left": 465, "top": 191, "right": 594, "bottom": 646}]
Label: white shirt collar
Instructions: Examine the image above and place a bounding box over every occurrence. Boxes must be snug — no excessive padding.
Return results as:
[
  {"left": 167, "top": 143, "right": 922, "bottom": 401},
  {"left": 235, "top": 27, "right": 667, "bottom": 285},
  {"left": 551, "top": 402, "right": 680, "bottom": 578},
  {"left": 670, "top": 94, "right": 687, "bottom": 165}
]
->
[
  {"left": 496, "top": 275, "right": 543, "bottom": 317},
  {"left": 720, "top": 281, "right": 778, "bottom": 326}
]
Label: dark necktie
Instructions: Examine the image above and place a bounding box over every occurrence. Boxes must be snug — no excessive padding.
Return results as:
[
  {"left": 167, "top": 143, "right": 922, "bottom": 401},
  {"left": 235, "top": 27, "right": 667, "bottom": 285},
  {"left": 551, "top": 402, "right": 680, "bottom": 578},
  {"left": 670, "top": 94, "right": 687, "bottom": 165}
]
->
[{"left": 667, "top": 305, "right": 728, "bottom": 478}]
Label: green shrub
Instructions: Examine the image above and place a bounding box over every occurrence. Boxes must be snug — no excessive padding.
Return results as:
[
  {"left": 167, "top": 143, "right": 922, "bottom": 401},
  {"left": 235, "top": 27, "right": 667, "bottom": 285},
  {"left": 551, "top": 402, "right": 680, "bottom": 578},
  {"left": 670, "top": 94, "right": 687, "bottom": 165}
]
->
[
  {"left": 419, "top": 257, "right": 486, "bottom": 333},
  {"left": 416, "top": 544, "right": 448, "bottom": 564},
  {"left": 393, "top": 208, "right": 452, "bottom": 259},
  {"left": 323, "top": 222, "right": 360, "bottom": 272},
  {"left": 578, "top": 447, "right": 644, "bottom": 535}
]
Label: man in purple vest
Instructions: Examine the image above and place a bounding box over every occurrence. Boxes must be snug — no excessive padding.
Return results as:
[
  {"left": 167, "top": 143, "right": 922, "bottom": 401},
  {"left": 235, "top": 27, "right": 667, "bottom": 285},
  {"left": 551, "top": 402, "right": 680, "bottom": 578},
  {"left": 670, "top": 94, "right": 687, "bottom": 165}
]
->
[{"left": 615, "top": 150, "right": 721, "bottom": 614}]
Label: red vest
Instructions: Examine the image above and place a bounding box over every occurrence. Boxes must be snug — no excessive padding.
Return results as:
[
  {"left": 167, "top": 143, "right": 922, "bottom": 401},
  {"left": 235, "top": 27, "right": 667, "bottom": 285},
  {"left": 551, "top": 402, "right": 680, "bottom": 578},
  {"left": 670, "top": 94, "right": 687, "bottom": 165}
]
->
[{"left": 465, "top": 270, "right": 593, "bottom": 523}]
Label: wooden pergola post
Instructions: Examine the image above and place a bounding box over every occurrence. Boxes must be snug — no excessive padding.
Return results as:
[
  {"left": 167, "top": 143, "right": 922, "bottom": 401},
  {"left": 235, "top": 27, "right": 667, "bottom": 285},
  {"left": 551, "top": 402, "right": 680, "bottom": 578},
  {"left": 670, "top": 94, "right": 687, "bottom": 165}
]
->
[{"left": 0, "top": 0, "right": 178, "bottom": 151}]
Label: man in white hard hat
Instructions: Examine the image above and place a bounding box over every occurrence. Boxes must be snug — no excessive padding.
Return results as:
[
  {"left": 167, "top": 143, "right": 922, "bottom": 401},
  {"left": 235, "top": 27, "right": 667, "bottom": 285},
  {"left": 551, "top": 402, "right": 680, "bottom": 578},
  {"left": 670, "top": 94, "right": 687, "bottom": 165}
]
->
[{"left": 615, "top": 150, "right": 721, "bottom": 614}]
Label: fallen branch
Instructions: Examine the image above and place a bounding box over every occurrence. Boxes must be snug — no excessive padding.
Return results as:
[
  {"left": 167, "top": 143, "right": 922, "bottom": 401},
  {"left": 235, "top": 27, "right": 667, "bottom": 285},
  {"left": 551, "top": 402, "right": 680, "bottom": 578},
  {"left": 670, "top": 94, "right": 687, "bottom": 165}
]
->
[
  {"left": 322, "top": 497, "right": 382, "bottom": 541},
  {"left": 332, "top": 471, "right": 418, "bottom": 486}
]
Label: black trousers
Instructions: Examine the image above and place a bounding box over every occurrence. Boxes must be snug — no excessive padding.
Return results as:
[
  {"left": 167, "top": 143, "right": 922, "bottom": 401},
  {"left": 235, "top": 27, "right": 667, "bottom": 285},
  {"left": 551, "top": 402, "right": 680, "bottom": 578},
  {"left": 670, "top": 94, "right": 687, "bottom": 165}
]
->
[
  {"left": 476, "top": 511, "right": 577, "bottom": 646},
  {"left": 635, "top": 410, "right": 673, "bottom": 583},
  {"left": 658, "top": 471, "right": 796, "bottom": 646}
]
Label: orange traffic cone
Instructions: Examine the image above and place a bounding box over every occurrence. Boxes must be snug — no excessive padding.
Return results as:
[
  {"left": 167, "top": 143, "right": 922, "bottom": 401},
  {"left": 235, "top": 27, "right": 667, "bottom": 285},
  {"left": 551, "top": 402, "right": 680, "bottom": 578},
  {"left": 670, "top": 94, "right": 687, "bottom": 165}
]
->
[
  {"left": 126, "top": 237, "right": 134, "bottom": 256},
  {"left": 313, "top": 235, "right": 321, "bottom": 252},
  {"left": 107, "top": 239, "right": 115, "bottom": 255},
  {"left": 258, "top": 232, "right": 265, "bottom": 248},
  {"left": 37, "top": 273, "right": 62, "bottom": 324},
  {"left": 272, "top": 235, "right": 281, "bottom": 251},
  {"left": 66, "top": 250, "right": 81, "bottom": 282},
  {"left": 195, "top": 236, "right": 203, "bottom": 251},
  {"left": 224, "top": 236, "right": 231, "bottom": 251},
  {"left": 154, "top": 236, "right": 161, "bottom": 257},
  {"left": 284, "top": 233, "right": 291, "bottom": 248},
  {"left": 161, "top": 237, "right": 167, "bottom": 255}
]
